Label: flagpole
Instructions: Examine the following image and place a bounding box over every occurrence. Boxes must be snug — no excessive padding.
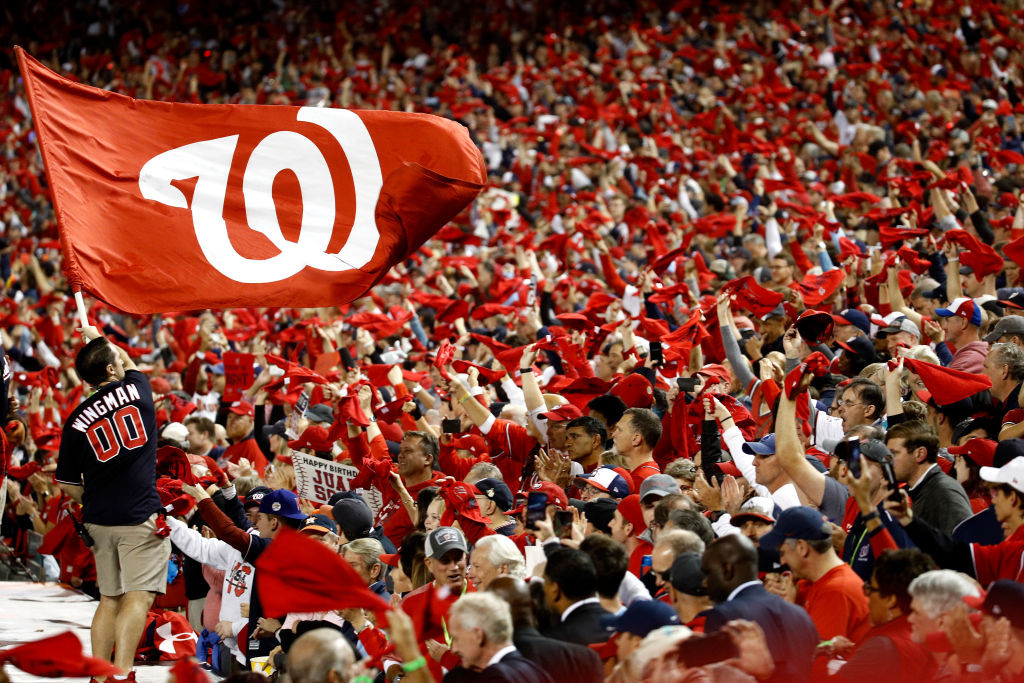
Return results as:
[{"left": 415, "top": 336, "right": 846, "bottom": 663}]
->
[{"left": 74, "top": 290, "right": 89, "bottom": 329}]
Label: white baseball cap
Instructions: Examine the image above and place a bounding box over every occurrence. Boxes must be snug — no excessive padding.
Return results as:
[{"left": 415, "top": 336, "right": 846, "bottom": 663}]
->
[{"left": 980, "top": 457, "right": 1024, "bottom": 495}]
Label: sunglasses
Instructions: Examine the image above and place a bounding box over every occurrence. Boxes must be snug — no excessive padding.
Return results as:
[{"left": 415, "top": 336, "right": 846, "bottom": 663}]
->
[{"left": 862, "top": 582, "right": 883, "bottom": 597}]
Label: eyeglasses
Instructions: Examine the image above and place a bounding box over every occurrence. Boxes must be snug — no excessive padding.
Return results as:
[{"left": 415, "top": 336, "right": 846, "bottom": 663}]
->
[
  {"left": 862, "top": 582, "right": 883, "bottom": 596},
  {"left": 836, "top": 399, "right": 864, "bottom": 409}
]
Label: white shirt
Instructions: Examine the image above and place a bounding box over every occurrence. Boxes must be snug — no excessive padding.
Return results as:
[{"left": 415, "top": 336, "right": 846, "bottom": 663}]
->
[
  {"left": 561, "top": 596, "right": 601, "bottom": 622},
  {"left": 486, "top": 645, "right": 519, "bottom": 667},
  {"left": 909, "top": 463, "right": 938, "bottom": 492}
]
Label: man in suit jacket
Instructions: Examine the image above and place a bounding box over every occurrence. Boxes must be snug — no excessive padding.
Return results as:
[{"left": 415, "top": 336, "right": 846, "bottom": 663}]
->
[
  {"left": 701, "top": 535, "right": 818, "bottom": 683},
  {"left": 443, "top": 593, "right": 553, "bottom": 683},
  {"left": 488, "top": 576, "right": 604, "bottom": 682},
  {"left": 541, "top": 547, "right": 612, "bottom": 645}
]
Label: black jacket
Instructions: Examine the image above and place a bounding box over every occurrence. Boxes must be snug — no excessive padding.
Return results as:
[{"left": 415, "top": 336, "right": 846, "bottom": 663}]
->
[
  {"left": 909, "top": 465, "right": 973, "bottom": 535},
  {"left": 514, "top": 627, "right": 603, "bottom": 682},
  {"left": 541, "top": 600, "right": 610, "bottom": 646},
  {"left": 443, "top": 650, "right": 553, "bottom": 683}
]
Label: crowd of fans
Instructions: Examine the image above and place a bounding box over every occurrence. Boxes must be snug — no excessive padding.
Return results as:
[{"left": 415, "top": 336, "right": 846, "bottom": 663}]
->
[{"left": 4, "top": 0, "right": 1024, "bottom": 681}]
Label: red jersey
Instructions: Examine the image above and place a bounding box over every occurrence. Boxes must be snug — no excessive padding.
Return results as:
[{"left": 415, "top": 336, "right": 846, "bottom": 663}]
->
[{"left": 481, "top": 418, "right": 538, "bottom": 490}]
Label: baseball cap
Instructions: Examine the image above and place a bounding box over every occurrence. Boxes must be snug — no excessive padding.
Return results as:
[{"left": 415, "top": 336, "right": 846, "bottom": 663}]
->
[
  {"left": 984, "top": 315, "right": 1024, "bottom": 342},
  {"left": 796, "top": 310, "right": 835, "bottom": 345},
  {"left": 999, "top": 292, "right": 1024, "bottom": 310},
  {"left": 599, "top": 599, "right": 680, "bottom": 637},
  {"left": 877, "top": 316, "right": 921, "bottom": 339},
  {"left": 244, "top": 486, "right": 272, "bottom": 508},
  {"left": 948, "top": 439, "right": 998, "bottom": 468},
  {"left": 582, "top": 498, "right": 618, "bottom": 534},
  {"left": 669, "top": 552, "right": 707, "bottom": 596},
  {"left": 258, "top": 489, "right": 307, "bottom": 521},
  {"left": 832, "top": 309, "right": 871, "bottom": 335},
  {"left": 836, "top": 336, "right": 878, "bottom": 363},
  {"left": 980, "top": 456, "right": 1024, "bottom": 495},
  {"left": 305, "top": 404, "right": 335, "bottom": 425},
  {"left": 730, "top": 497, "right": 776, "bottom": 526},
  {"left": 757, "top": 506, "right": 832, "bottom": 551},
  {"left": 380, "top": 552, "right": 400, "bottom": 568},
  {"left": 639, "top": 473, "right": 681, "bottom": 503},
  {"left": 963, "top": 580, "right": 1024, "bottom": 629},
  {"left": 521, "top": 481, "right": 569, "bottom": 511},
  {"left": 537, "top": 403, "right": 584, "bottom": 422},
  {"left": 859, "top": 439, "right": 894, "bottom": 464},
  {"left": 610, "top": 373, "right": 655, "bottom": 409},
  {"left": 935, "top": 297, "right": 982, "bottom": 326},
  {"left": 424, "top": 526, "right": 468, "bottom": 559},
  {"left": 451, "top": 434, "right": 489, "bottom": 456},
  {"left": 742, "top": 434, "right": 776, "bottom": 456},
  {"left": 331, "top": 498, "right": 374, "bottom": 540},
  {"left": 574, "top": 466, "right": 631, "bottom": 499},
  {"left": 261, "top": 419, "right": 288, "bottom": 439},
  {"left": 289, "top": 425, "right": 335, "bottom": 452},
  {"left": 760, "top": 304, "right": 786, "bottom": 321},
  {"left": 301, "top": 514, "right": 338, "bottom": 535},
  {"left": 228, "top": 400, "right": 255, "bottom": 418},
  {"left": 160, "top": 422, "right": 189, "bottom": 446},
  {"left": 474, "top": 478, "right": 514, "bottom": 511}
]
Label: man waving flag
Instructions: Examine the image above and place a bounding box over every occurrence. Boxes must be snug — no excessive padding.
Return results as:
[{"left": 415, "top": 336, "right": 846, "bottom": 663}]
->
[{"left": 15, "top": 47, "right": 485, "bottom": 314}]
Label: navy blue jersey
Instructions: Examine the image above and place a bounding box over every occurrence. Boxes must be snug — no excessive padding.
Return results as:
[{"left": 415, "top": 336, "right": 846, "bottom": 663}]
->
[{"left": 56, "top": 369, "right": 161, "bottom": 525}]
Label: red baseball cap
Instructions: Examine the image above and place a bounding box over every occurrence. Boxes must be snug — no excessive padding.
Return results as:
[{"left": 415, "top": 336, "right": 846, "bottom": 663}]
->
[
  {"left": 948, "top": 439, "right": 998, "bottom": 468},
  {"left": 538, "top": 403, "right": 584, "bottom": 422},
  {"left": 228, "top": 400, "right": 255, "bottom": 418},
  {"left": 288, "top": 425, "right": 335, "bottom": 452},
  {"left": 610, "top": 373, "right": 654, "bottom": 409}
]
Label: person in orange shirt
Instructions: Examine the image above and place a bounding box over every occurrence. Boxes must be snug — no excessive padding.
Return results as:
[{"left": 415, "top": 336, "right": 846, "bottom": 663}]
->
[{"left": 759, "top": 505, "right": 871, "bottom": 644}]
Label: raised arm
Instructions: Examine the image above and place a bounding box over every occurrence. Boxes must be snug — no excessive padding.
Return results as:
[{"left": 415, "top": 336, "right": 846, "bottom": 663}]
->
[{"left": 774, "top": 356, "right": 827, "bottom": 505}]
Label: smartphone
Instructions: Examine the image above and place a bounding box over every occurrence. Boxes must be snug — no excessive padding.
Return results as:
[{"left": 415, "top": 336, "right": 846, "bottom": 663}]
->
[
  {"left": 881, "top": 460, "right": 903, "bottom": 502},
  {"left": 525, "top": 492, "right": 548, "bottom": 531},
  {"left": 677, "top": 377, "right": 699, "bottom": 392},
  {"left": 674, "top": 631, "right": 739, "bottom": 668},
  {"left": 650, "top": 342, "right": 663, "bottom": 366},
  {"left": 442, "top": 419, "right": 462, "bottom": 434},
  {"left": 847, "top": 439, "right": 862, "bottom": 480},
  {"left": 552, "top": 510, "right": 574, "bottom": 538}
]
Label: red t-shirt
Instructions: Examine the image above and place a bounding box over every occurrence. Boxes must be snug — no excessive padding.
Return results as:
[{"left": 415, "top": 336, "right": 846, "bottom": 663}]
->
[
  {"left": 630, "top": 460, "right": 661, "bottom": 487},
  {"left": 223, "top": 437, "right": 269, "bottom": 477},
  {"left": 800, "top": 563, "right": 871, "bottom": 642}
]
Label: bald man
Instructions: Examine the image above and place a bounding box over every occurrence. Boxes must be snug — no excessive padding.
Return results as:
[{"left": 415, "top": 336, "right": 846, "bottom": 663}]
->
[
  {"left": 286, "top": 628, "right": 354, "bottom": 683},
  {"left": 701, "top": 536, "right": 817, "bottom": 683},
  {"left": 486, "top": 577, "right": 603, "bottom": 682}
]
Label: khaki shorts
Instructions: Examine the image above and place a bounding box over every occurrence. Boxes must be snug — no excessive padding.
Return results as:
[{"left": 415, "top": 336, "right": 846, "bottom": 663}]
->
[{"left": 85, "top": 513, "right": 171, "bottom": 597}]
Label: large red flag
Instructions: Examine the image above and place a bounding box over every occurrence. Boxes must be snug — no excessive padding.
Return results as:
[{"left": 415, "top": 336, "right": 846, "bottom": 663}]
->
[{"left": 16, "top": 48, "right": 485, "bottom": 313}]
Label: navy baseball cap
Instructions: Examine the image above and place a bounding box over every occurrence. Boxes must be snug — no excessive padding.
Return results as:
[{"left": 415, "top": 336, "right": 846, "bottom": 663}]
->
[
  {"left": 832, "top": 309, "right": 871, "bottom": 336},
  {"left": 757, "top": 506, "right": 832, "bottom": 551},
  {"left": 258, "top": 489, "right": 307, "bottom": 521},
  {"left": 669, "top": 552, "right": 707, "bottom": 596},
  {"left": 474, "top": 478, "right": 514, "bottom": 511},
  {"left": 301, "top": 514, "right": 338, "bottom": 535},
  {"left": 244, "top": 486, "right": 273, "bottom": 508},
  {"left": 742, "top": 434, "right": 776, "bottom": 456},
  {"left": 599, "top": 599, "right": 679, "bottom": 637}
]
